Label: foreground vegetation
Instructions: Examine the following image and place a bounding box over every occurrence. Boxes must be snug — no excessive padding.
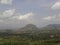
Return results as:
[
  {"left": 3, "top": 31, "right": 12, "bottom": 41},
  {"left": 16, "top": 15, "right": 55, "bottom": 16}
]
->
[
  {"left": 0, "top": 30, "right": 60, "bottom": 45},
  {"left": 0, "top": 38, "right": 60, "bottom": 45}
]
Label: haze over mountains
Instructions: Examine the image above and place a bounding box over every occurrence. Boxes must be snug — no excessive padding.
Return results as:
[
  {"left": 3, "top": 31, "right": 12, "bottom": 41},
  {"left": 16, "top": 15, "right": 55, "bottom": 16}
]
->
[
  {"left": 41, "top": 24, "right": 60, "bottom": 30},
  {"left": 0, "top": 24, "right": 60, "bottom": 31}
]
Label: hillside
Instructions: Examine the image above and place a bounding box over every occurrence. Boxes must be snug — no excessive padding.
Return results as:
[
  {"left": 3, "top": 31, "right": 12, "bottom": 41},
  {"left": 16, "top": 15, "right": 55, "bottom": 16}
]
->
[{"left": 41, "top": 24, "right": 60, "bottom": 30}]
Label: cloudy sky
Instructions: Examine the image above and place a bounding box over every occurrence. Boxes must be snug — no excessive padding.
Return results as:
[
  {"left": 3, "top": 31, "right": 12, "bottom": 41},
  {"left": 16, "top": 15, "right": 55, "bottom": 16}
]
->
[{"left": 0, "top": 0, "right": 60, "bottom": 29}]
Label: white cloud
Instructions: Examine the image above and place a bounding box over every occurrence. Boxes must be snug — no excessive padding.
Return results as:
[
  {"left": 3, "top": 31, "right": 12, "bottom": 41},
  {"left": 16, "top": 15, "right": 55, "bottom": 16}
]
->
[
  {"left": 0, "top": 12, "right": 34, "bottom": 25},
  {"left": 0, "top": 9, "right": 15, "bottom": 18},
  {"left": 51, "top": 2, "right": 60, "bottom": 10},
  {"left": 12, "top": 13, "right": 34, "bottom": 20},
  {"left": 0, "top": 0, "right": 13, "bottom": 5},
  {"left": 42, "top": 15, "right": 56, "bottom": 21},
  {"left": 18, "top": 13, "right": 33, "bottom": 20}
]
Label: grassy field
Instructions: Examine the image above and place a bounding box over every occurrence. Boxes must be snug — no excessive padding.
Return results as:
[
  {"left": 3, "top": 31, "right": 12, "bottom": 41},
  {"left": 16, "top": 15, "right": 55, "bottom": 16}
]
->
[{"left": 0, "top": 37, "right": 59, "bottom": 45}]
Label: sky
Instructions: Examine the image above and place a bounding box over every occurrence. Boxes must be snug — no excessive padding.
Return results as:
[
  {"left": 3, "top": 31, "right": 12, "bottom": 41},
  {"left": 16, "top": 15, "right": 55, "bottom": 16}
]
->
[{"left": 0, "top": 0, "right": 60, "bottom": 29}]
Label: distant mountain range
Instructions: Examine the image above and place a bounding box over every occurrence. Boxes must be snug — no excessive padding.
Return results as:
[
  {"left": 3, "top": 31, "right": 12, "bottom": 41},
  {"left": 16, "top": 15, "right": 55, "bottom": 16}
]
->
[
  {"left": 41, "top": 24, "right": 60, "bottom": 30},
  {"left": 0, "top": 24, "right": 60, "bottom": 33},
  {"left": 18, "top": 24, "right": 60, "bottom": 30}
]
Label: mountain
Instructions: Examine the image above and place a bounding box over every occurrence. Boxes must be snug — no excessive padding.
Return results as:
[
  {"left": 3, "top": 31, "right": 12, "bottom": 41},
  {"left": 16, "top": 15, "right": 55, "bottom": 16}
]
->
[
  {"left": 19, "top": 24, "right": 39, "bottom": 31},
  {"left": 0, "top": 24, "right": 60, "bottom": 34},
  {"left": 41, "top": 24, "right": 60, "bottom": 30},
  {"left": 15, "top": 24, "right": 60, "bottom": 33}
]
